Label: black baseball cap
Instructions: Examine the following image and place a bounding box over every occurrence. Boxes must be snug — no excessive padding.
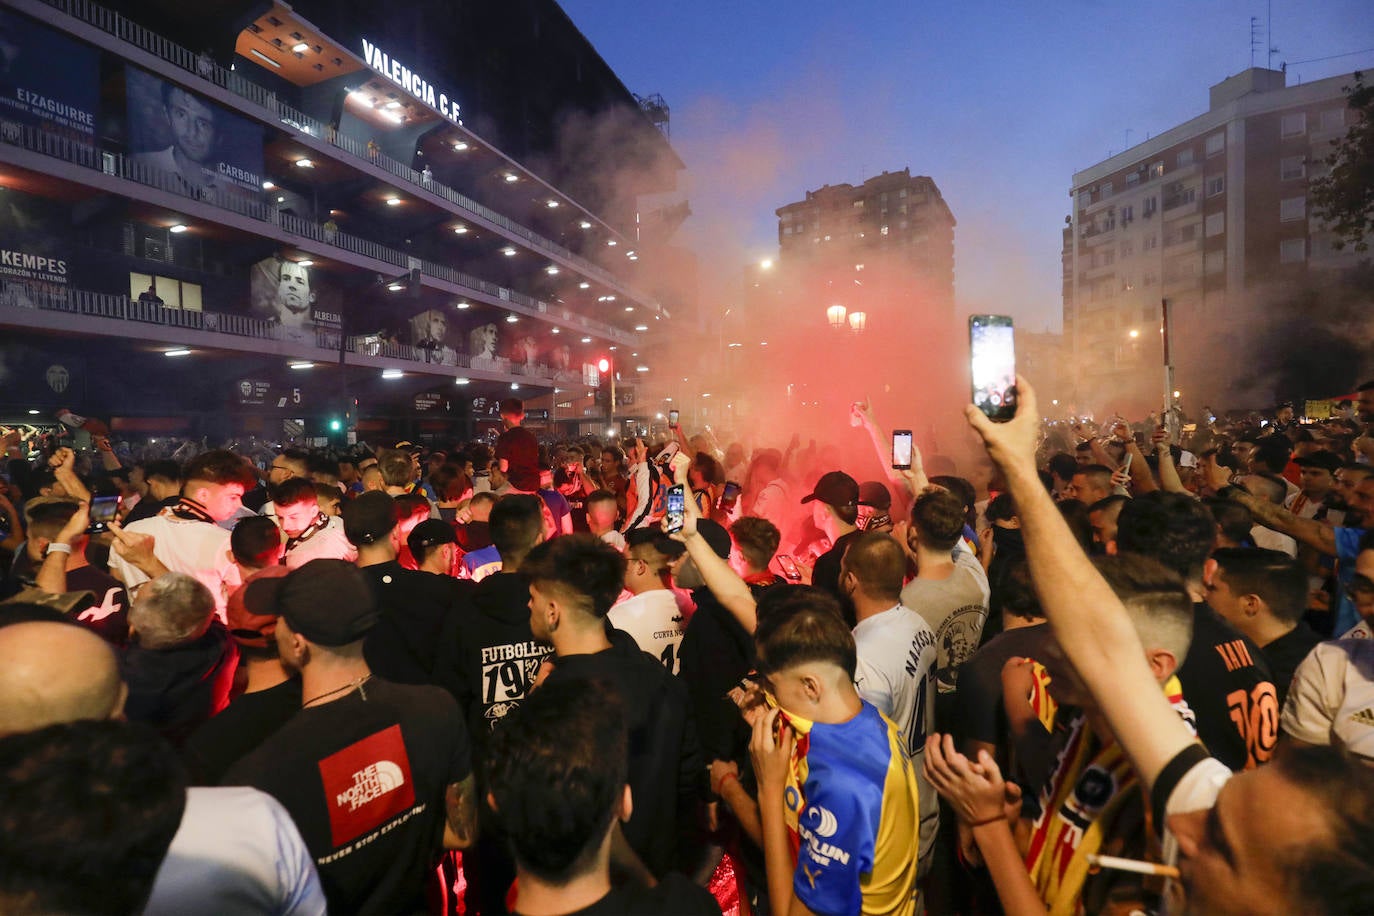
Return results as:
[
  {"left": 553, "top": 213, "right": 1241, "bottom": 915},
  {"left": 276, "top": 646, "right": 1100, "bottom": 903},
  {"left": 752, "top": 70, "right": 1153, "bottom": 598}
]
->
[
  {"left": 695, "top": 519, "right": 733, "bottom": 560},
  {"left": 801, "top": 471, "right": 860, "bottom": 510},
  {"left": 858, "top": 481, "right": 893, "bottom": 510},
  {"left": 1294, "top": 451, "right": 1342, "bottom": 473},
  {"left": 408, "top": 518, "right": 457, "bottom": 555},
  {"left": 243, "top": 559, "right": 378, "bottom": 647},
  {"left": 342, "top": 491, "right": 396, "bottom": 546}
]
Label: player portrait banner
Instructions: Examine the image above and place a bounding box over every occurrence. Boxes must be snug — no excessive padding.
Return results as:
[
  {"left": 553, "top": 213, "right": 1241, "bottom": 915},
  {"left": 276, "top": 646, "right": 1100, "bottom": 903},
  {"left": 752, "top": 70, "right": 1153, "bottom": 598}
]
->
[
  {"left": 125, "top": 66, "right": 264, "bottom": 195},
  {"left": 0, "top": 9, "right": 99, "bottom": 137},
  {"left": 249, "top": 255, "right": 341, "bottom": 344}
]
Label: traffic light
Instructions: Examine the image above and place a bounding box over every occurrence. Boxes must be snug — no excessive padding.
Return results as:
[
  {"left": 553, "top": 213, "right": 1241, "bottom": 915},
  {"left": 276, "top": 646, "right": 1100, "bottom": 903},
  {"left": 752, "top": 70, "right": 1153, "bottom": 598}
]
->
[
  {"left": 597, "top": 357, "right": 610, "bottom": 373},
  {"left": 329, "top": 418, "right": 342, "bottom": 432}
]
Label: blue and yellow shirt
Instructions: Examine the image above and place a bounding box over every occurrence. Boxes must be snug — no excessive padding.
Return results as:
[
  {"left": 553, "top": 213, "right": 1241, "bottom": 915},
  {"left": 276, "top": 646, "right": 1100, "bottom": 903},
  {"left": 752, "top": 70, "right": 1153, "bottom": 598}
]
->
[{"left": 781, "top": 702, "right": 920, "bottom": 916}]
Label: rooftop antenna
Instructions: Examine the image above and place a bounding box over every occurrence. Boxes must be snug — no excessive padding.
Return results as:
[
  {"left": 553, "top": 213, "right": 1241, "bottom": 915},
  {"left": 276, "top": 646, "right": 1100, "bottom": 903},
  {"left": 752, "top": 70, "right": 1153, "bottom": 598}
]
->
[{"left": 1250, "top": 16, "right": 1263, "bottom": 68}]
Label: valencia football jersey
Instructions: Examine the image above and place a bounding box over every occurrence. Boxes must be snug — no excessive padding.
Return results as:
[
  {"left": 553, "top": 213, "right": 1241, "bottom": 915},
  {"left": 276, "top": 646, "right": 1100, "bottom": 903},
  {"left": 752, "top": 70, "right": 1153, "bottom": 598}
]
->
[{"left": 780, "top": 701, "right": 920, "bottom": 916}]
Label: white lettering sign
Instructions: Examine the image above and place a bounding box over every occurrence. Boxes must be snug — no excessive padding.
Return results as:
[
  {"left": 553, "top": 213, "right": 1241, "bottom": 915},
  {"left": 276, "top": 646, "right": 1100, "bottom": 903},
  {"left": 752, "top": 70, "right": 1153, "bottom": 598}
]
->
[{"left": 361, "top": 39, "right": 462, "bottom": 124}]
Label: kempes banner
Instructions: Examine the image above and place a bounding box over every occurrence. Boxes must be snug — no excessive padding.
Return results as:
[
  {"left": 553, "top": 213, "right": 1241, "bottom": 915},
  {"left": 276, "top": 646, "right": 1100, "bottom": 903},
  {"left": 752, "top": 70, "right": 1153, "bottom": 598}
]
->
[
  {"left": 0, "top": 189, "right": 71, "bottom": 295},
  {"left": 125, "top": 67, "right": 264, "bottom": 196},
  {"left": 0, "top": 9, "right": 99, "bottom": 137}
]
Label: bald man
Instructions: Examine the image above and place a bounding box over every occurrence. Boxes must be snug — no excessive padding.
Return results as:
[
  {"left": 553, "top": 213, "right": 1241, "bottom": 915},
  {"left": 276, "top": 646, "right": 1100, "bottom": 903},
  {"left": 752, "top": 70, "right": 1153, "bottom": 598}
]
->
[
  {"left": 0, "top": 621, "right": 125, "bottom": 737},
  {"left": 0, "top": 617, "right": 326, "bottom": 914}
]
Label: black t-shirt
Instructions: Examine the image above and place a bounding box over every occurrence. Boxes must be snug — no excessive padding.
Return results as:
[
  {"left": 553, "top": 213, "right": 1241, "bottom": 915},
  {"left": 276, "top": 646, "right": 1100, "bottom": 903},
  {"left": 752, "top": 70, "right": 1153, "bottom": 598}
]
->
[
  {"left": 224, "top": 678, "right": 472, "bottom": 916},
  {"left": 678, "top": 588, "right": 756, "bottom": 764},
  {"left": 1176, "top": 604, "right": 1278, "bottom": 771},
  {"left": 524, "top": 874, "right": 722, "bottom": 915},
  {"left": 1259, "top": 621, "right": 1323, "bottom": 709},
  {"left": 544, "top": 636, "right": 704, "bottom": 877},
  {"left": 182, "top": 676, "right": 303, "bottom": 785},
  {"left": 66, "top": 565, "right": 130, "bottom": 645},
  {"left": 495, "top": 425, "right": 540, "bottom": 492},
  {"left": 362, "top": 561, "right": 475, "bottom": 688},
  {"left": 955, "top": 622, "right": 1053, "bottom": 755},
  {"left": 812, "top": 528, "right": 861, "bottom": 599}
]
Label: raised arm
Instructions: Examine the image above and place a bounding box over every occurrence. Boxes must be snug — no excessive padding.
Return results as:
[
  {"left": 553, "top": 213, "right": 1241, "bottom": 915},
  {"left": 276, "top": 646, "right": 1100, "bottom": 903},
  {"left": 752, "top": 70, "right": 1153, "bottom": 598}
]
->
[
  {"left": 965, "top": 377, "right": 1196, "bottom": 792},
  {"left": 35, "top": 500, "right": 89, "bottom": 596},
  {"left": 853, "top": 398, "right": 907, "bottom": 491},
  {"left": 670, "top": 461, "right": 758, "bottom": 633},
  {"left": 1199, "top": 456, "right": 1337, "bottom": 555}
]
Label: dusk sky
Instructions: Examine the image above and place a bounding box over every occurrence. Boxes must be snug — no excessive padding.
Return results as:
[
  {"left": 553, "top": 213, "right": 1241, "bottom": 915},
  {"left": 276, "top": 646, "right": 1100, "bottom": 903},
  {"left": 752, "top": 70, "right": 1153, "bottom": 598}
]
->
[{"left": 560, "top": 0, "right": 1374, "bottom": 332}]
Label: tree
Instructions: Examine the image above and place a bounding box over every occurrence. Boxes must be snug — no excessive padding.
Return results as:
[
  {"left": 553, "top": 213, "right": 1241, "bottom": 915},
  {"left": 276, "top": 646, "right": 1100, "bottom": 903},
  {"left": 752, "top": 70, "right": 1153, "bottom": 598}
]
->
[{"left": 1311, "top": 72, "right": 1374, "bottom": 252}]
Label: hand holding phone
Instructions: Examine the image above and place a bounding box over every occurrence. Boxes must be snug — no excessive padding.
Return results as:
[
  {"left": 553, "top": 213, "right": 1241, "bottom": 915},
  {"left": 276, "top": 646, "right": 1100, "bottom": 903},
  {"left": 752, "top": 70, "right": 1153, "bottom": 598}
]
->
[
  {"left": 668, "top": 409, "right": 680, "bottom": 428},
  {"left": 969, "top": 315, "right": 1017, "bottom": 422},
  {"left": 719, "top": 481, "right": 742, "bottom": 511},
  {"left": 892, "top": 429, "right": 913, "bottom": 470},
  {"left": 665, "top": 484, "right": 686, "bottom": 534}
]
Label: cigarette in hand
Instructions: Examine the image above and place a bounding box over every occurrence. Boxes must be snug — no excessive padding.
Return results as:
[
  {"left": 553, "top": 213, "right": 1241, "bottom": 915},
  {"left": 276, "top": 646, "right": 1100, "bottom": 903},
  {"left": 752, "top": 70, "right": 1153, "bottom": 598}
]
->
[{"left": 1086, "top": 854, "right": 1180, "bottom": 879}]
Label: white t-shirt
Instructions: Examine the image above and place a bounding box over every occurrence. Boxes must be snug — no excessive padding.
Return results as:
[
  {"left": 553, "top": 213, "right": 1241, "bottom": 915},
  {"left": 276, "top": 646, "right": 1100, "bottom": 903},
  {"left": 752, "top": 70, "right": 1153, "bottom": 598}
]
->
[
  {"left": 145, "top": 786, "right": 325, "bottom": 916},
  {"left": 1280, "top": 638, "right": 1374, "bottom": 762},
  {"left": 1251, "top": 525, "right": 1298, "bottom": 558},
  {"left": 599, "top": 529, "right": 627, "bottom": 552},
  {"left": 853, "top": 603, "right": 939, "bottom": 878},
  {"left": 608, "top": 589, "right": 685, "bottom": 673},
  {"left": 108, "top": 513, "right": 238, "bottom": 620},
  {"left": 899, "top": 550, "right": 991, "bottom": 695},
  {"left": 281, "top": 516, "right": 357, "bottom": 569}
]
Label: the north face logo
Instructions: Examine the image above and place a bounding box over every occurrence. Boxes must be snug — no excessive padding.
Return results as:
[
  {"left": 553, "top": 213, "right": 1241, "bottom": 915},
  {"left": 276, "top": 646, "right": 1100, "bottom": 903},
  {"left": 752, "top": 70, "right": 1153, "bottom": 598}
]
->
[
  {"left": 336, "top": 760, "right": 407, "bottom": 812},
  {"left": 318, "top": 725, "right": 416, "bottom": 846}
]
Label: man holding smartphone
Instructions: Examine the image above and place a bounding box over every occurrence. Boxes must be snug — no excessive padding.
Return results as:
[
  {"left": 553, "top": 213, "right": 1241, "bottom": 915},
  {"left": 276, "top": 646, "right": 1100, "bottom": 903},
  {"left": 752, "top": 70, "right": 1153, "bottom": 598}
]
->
[{"left": 803, "top": 471, "right": 862, "bottom": 613}]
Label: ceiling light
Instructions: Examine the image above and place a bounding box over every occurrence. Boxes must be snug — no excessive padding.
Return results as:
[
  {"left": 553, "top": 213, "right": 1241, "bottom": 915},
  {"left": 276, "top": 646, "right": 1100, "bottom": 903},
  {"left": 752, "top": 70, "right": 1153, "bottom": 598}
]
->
[
  {"left": 625, "top": 306, "right": 634, "bottom": 312},
  {"left": 387, "top": 282, "right": 404, "bottom": 291},
  {"left": 728, "top": 342, "right": 742, "bottom": 348},
  {"left": 385, "top": 197, "right": 401, "bottom": 206},
  {"left": 701, "top": 393, "right": 712, "bottom": 398},
  {"left": 296, "top": 260, "right": 313, "bottom": 267},
  {"left": 385, "top": 100, "right": 402, "bottom": 110},
  {"left": 503, "top": 173, "right": 518, "bottom": 183},
  {"left": 380, "top": 110, "right": 403, "bottom": 124},
  {"left": 581, "top": 337, "right": 592, "bottom": 343},
  {"left": 506, "top": 314, "right": 519, "bottom": 323},
  {"left": 605, "top": 295, "right": 616, "bottom": 301},
  {"left": 578, "top": 282, "right": 590, "bottom": 289},
  {"left": 27, "top": 409, "right": 39, "bottom": 415},
  {"left": 169, "top": 224, "right": 188, "bottom": 233},
  {"left": 636, "top": 365, "right": 649, "bottom": 372},
  {"left": 510, "top": 382, "right": 520, "bottom": 390},
  {"left": 262, "top": 180, "right": 275, "bottom": 189},
  {"left": 547, "top": 200, "right": 559, "bottom": 208},
  {"left": 292, "top": 41, "right": 309, "bottom": 53},
  {"left": 276, "top": 196, "right": 285, "bottom": 203},
  {"left": 502, "top": 247, "right": 517, "bottom": 256},
  {"left": 295, "top": 158, "right": 313, "bottom": 168},
  {"left": 455, "top": 300, "right": 470, "bottom": 309},
  {"left": 453, "top": 225, "right": 469, "bottom": 234},
  {"left": 248, "top": 49, "right": 281, "bottom": 69},
  {"left": 453, "top": 141, "right": 469, "bottom": 151},
  {"left": 552, "top": 327, "right": 561, "bottom": 334},
  {"left": 289, "top": 361, "right": 314, "bottom": 370},
  {"left": 579, "top": 221, "right": 592, "bottom": 229},
  {"left": 546, "top": 266, "right": 560, "bottom": 275},
  {"left": 381, "top": 369, "right": 403, "bottom": 379},
  {"left": 455, "top": 377, "right": 470, "bottom": 385},
  {"left": 634, "top": 325, "right": 648, "bottom": 331},
  {"left": 628, "top": 255, "right": 638, "bottom": 261},
  {"left": 606, "top": 239, "right": 617, "bottom": 246},
  {"left": 163, "top": 348, "right": 191, "bottom": 357}
]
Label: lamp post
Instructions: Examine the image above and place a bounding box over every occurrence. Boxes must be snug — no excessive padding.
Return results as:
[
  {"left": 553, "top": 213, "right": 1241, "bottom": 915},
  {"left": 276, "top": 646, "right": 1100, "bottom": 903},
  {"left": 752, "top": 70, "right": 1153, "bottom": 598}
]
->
[
  {"left": 826, "top": 303, "right": 847, "bottom": 329},
  {"left": 598, "top": 356, "right": 614, "bottom": 433}
]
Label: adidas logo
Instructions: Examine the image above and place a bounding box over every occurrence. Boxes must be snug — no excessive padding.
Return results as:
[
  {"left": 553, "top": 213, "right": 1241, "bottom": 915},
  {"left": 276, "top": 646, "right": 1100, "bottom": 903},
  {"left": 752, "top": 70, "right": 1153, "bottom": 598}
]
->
[{"left": 1350, "top": 707, "right": 1374, "bottom": 727}]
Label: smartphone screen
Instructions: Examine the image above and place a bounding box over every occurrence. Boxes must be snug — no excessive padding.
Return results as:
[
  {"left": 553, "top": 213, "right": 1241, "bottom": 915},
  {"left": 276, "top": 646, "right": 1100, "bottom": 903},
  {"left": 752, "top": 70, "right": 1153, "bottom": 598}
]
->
[
  {"left": 892, "top": 429, "right": 913, "bottom": 470},
  {"left": 969, "top": 314, "right": 1017, "bottom": 422},
  {"left": 720, "top": 480, "right": 742, "bottom": 510},
  {"left": 668, "top": 409, "right": 680, "bottom": 427},
  {"left": 776, "top": 554, "right": 803, "bottom": 581},
  {"left": 665, "top": 484, "right": 686, "bottom": 533},
  {"left": 88, "top": 495, "right": 119, "bottom": 533}
]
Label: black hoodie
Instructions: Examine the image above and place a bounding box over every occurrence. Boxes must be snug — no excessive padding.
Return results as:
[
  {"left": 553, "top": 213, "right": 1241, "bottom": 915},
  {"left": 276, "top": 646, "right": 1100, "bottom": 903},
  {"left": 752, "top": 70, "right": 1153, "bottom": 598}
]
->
[
  {"left": 122, "top": 619, "right": 239, "bottom": 747},
  {"left": 436, "top": 571, "right": 550, "bottom": 755}
]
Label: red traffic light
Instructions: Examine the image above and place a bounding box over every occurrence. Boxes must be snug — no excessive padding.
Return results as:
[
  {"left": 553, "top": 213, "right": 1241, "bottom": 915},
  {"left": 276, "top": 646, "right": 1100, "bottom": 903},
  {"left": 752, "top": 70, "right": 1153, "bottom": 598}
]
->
[{"left": 597, "top": 357, "right": 610, "bottom": 373}]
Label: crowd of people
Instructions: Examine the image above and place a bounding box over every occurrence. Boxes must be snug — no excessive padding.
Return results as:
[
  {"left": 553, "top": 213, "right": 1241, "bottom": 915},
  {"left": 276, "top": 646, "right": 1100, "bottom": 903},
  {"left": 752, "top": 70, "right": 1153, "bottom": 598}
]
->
[{"left": 1, "top": 383, "right": 1372, "bottom": 916}]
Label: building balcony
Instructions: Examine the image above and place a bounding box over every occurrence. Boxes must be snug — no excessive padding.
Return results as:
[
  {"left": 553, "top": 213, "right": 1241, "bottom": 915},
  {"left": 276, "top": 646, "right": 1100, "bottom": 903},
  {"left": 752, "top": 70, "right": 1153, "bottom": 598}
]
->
[
  {"left": 0, "top": 121, "right": 637, "bottom": 345},
  {"left": 0, "top": 281, "right": 586, "bottom": 386},
  {"left": 1162, "top": 195, "right": 1201, "bottom": 220},
  {"left": 26, "top": 0, "right": 661, "bottom": 317}
]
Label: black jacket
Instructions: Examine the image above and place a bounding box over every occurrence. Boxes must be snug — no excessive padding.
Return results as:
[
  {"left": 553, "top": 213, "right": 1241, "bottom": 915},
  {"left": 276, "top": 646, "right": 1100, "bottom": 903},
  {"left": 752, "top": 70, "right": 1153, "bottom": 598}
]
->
[
  {"left": 678, "top": 587, "right": 756, "bottom": 765},
  {"left": 362, "top": 561, "right": 474, "bottom": 688},
  {"left": 123, "top": 620, "right": 239, "bottom": 747}
]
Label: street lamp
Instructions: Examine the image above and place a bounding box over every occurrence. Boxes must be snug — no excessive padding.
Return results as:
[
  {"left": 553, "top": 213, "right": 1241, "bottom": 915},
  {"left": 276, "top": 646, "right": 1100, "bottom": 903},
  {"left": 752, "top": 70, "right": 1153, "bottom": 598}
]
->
[
  {"left": 598, "top": 356, "right": 614, "bottom": 432},
  {"left": 848, "top": 311, "right": 867, "bottom": 334},
  {"left": 826, "top": 304, "right": 847, "bottom": 329}
]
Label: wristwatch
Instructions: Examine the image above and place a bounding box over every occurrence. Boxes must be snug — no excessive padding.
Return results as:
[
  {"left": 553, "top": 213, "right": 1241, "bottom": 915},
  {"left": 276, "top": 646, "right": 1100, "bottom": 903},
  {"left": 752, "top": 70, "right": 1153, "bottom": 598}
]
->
[{"left": 44, "top": 542, "right": 73, "bottom": 557}]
